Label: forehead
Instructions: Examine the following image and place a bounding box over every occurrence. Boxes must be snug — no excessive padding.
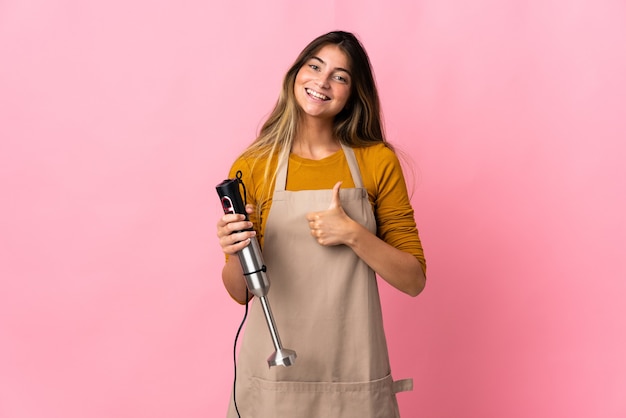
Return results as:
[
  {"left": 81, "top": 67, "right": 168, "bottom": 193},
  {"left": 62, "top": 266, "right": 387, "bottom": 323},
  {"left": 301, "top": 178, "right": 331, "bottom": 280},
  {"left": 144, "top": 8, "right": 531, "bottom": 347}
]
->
[{"left": 310, "top": 44, "right": 351, "bottom": 71}]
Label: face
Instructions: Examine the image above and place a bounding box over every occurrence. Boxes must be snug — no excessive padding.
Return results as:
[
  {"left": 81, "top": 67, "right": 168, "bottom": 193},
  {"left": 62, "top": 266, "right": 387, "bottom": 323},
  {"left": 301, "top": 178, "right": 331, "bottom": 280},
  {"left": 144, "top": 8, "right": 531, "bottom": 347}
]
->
[{"left": 293, "top": 44, "right": 352, "bottom": 121}]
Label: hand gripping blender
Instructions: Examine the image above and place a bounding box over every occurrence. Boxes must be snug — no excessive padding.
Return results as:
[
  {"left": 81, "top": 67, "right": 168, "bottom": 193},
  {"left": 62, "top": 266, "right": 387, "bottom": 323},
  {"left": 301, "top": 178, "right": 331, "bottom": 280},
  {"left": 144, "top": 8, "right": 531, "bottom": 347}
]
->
[{"left": 216, "top": 178, "right": 297, "bottom": 368}]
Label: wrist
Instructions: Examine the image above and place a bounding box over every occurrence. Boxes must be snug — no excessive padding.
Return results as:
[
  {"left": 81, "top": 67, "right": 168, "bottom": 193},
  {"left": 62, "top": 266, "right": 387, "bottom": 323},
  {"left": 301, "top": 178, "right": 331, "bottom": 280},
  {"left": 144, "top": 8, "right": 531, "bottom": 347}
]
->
[{"left": 344, "top": 219, "right": 365, "bottom": 248}]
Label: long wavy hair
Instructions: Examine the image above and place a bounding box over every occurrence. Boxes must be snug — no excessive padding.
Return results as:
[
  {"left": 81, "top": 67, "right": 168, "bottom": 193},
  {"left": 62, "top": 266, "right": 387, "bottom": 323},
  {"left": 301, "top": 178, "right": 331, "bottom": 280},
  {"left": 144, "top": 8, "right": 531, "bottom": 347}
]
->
[{"left": 240, "top": 31, "right": 390, "bottom": 213}]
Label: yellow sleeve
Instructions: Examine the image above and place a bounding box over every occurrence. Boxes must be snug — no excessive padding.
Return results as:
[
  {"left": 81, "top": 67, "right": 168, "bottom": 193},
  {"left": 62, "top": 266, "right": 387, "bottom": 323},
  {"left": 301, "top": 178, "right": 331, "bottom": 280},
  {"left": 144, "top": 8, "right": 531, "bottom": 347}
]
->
[{"left": 355, "top": 144, "right": 427, "bottom": 274}]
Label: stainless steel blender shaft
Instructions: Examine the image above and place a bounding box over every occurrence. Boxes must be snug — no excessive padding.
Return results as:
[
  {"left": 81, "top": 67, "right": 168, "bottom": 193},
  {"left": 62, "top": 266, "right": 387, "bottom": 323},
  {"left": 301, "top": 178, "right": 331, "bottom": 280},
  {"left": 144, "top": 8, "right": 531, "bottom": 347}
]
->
[
  {"left": 258, "top": 295, "right": 297, "bottom": 367},
  {"left": 238, "top": 237, "right": 297, "bottom": 368}
]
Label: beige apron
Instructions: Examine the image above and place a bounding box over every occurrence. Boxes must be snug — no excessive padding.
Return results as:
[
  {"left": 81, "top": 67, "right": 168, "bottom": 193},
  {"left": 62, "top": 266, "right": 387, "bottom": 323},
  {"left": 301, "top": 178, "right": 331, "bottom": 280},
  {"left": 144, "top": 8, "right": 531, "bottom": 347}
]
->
[{"left": 227, "top": 145, "right": 412, "bottom": 418}]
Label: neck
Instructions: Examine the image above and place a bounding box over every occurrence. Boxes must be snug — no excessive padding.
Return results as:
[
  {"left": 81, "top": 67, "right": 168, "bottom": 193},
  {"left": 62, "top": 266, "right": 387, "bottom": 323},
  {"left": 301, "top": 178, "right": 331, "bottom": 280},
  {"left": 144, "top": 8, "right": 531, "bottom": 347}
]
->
[{"left": 292, "top": 116, "right": 340, "bottom": 160}]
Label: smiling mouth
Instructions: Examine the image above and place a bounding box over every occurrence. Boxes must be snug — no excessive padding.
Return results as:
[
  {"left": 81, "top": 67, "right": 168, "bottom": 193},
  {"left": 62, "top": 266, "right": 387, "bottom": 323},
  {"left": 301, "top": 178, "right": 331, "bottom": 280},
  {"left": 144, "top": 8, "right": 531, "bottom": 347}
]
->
[{"left": 306, "top": 88, "right": 330, "bottom": 101}]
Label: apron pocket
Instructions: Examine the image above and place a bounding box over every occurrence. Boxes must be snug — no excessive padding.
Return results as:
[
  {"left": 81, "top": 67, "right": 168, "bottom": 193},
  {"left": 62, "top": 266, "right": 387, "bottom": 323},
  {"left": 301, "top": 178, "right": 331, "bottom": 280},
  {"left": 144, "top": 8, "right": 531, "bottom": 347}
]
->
[{"left": 248, "top": 373, "right": 402, "bottom": 418}]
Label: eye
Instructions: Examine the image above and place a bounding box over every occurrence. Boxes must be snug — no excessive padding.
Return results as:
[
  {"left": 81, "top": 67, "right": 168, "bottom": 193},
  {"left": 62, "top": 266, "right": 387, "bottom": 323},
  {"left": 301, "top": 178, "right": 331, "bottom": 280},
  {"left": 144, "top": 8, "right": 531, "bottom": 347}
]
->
[
  {"left": 308, "top": 64, "right": 320, "bottom": 71},
  {"left": 334, "top": 74, "right": 349, "bottom": 83}
]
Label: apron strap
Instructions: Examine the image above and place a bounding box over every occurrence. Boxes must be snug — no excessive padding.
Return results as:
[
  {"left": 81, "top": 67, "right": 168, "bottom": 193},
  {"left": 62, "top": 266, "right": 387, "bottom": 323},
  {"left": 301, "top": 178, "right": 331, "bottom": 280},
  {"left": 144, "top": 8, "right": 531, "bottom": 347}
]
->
[
  {"left": 341, "top": 144, "right": 364, "bottom": 189},
  {"left": 275, "top": 156, "right": 288, "bottom": 192},
  {"left": 275, "top": 144, "right": 365, "bottom": 191},
  {"left": 392, "top": 378, "right": 414, "bottom": 393}
]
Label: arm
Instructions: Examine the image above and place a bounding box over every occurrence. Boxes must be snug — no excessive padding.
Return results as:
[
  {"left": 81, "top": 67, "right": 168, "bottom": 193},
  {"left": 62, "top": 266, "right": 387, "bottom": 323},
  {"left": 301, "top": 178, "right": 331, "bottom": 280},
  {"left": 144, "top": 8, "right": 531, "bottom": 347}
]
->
[
  {"left": 306, "top": 182, "right": 426, "bottom": 297},
  {"left": 222, "top": 254, "right": 251, "bottom": 304},
  {"left": 217, "top": 157, "right": 264, "bottom": 304}
]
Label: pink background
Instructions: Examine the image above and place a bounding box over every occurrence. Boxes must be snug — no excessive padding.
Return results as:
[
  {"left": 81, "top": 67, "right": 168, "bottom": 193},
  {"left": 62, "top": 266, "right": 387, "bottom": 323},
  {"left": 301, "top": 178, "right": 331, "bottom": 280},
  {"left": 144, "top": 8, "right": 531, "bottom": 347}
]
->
[{"left": 1, "top": 1, "right": 625, "bottom": 417}]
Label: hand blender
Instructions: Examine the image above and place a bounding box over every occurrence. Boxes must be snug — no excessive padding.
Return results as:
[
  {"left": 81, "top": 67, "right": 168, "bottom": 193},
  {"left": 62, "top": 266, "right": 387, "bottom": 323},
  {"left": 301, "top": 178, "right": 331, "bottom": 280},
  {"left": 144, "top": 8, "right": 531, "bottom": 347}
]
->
[{"left": 216, "top": 178, "right": 297, "bottom": 367}]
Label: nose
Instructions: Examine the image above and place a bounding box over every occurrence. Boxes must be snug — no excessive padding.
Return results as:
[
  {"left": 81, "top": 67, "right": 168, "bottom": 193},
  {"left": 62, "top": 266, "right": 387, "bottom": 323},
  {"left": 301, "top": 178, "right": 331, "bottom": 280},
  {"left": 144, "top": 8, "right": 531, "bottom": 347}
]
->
[{"left": 315, "top": 75, "right": 330, "bottom": 89}]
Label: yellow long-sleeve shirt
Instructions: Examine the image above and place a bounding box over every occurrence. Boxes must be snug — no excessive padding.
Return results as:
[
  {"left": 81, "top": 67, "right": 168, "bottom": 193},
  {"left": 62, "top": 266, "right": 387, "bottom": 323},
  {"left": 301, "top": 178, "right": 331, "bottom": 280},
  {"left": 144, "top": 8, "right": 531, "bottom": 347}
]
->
[{"left": 228, "top": 143, "right": 426, "bottom": 273}]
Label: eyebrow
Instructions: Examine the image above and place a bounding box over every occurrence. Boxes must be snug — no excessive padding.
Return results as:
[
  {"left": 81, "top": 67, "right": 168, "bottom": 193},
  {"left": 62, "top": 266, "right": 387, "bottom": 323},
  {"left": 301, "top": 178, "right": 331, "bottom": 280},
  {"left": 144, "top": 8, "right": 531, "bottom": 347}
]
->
[{"left": 311, "top": 56, "right": 352, "bottom": 76}]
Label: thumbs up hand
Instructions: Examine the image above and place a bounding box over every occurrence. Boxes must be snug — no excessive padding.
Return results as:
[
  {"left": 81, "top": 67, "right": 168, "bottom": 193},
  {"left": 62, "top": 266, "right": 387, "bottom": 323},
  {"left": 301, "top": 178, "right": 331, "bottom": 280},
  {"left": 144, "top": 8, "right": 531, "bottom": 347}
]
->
[{"left": 306, "top": 181, "right": 356, "bottom": 247}]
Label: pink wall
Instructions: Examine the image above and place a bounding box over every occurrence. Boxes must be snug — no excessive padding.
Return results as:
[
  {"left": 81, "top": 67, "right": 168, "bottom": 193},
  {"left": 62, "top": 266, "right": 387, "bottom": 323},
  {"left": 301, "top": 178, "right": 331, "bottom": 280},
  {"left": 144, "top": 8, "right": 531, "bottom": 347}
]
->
[{"left": 1, "top": 1, "right": 625, "bottom": 417}]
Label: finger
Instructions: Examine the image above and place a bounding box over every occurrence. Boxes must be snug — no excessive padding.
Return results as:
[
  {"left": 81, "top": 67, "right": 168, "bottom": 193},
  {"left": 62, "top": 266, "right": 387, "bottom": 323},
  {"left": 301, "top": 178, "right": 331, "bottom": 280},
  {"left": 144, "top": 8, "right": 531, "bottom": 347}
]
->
[
  {"left": 306, "top": 212, "right": 320, "bottom": 224},
  {"left": 217, "top": 217, "right": 252, "bottom": 238},
  {"left": 229, "top": 219, "right": 253, "bottom": 233},
  {"left": 328, "top": 181, "right": 343, "bottom": 209},
  {"left": 232, "top": 230, "right": 255, "bottom": 244},
  {"left": 218, "top": 213, "right": 246, "bottom": 226},
  {"left": 223, "top": 237, "right": 251, "bottom": 255},
  {"left": 222, "top": 231, "right": 255, "bottom": 250}
]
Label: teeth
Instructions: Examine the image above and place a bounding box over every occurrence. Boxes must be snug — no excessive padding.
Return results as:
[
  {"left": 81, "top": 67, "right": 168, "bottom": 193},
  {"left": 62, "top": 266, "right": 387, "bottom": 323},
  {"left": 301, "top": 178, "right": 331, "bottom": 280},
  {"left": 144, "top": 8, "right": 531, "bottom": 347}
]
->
[{"left": 306, "top": 88, "right": 329, "bottom": 100}]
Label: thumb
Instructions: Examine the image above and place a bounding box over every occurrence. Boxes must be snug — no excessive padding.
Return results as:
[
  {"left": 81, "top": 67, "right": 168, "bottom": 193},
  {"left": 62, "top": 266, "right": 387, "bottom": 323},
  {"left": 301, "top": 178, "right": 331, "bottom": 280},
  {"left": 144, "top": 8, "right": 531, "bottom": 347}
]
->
[{"left": 329, "top": 181, "right": 343, "bottom": 209}]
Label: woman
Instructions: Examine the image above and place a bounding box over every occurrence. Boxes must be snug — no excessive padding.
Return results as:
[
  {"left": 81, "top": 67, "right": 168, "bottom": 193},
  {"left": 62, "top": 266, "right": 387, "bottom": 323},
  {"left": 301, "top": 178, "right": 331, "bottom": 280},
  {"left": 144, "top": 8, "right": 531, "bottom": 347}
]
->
[{"left": 216, "top": 30, "right": 426, "bottom": 418}]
